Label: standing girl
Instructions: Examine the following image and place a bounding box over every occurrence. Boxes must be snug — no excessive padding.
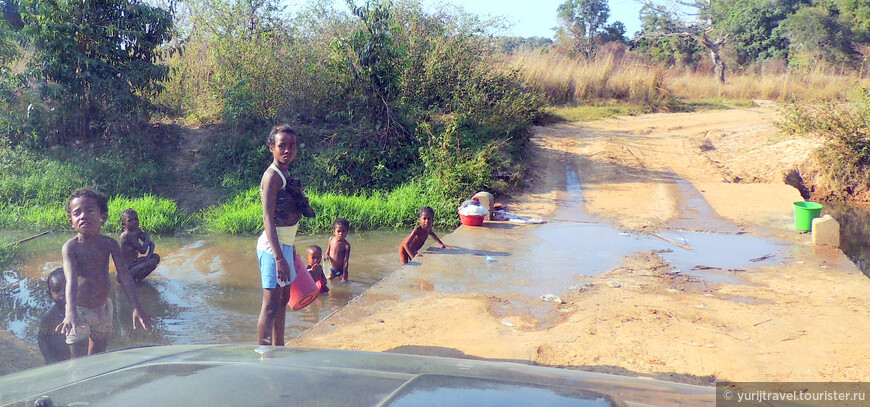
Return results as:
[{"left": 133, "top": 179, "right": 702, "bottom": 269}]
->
[{"left": 255, "top": 124, "right": 302, "bottom": 345}]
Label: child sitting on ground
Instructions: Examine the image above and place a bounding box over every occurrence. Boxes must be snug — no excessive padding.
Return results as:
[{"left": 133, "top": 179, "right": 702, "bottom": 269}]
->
[
  {"left": 119, "top": 209, "right": 160, "bottom": 282},
  {"left": 37, "top": 268, "right": 71, "bottom": 364},
  {"left": 325, "top": 218, "right": 351, "bottom": 282},
  {"left": 399, "top": 206, "right": 451, "bottom": 265},
  {"left": 57, "top": 188, "right": 154, "bottom": 358},
  {"left": 306, "top": 245, "right": 329, "bottom": 293}
]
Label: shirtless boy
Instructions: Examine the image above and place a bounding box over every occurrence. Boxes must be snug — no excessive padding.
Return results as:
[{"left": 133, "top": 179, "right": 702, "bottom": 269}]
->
[
  {"left": 38, "top": 268, "right": 71, "bottom": 364},
  {"left": 399, "top": 206, "right": 450, "bottom": 265},
  {"left": 57, "top": 188, "right": 153, "bottom": 357},
  {"left": 120, "top": 209, "right": 160, "bottom": 282},
  {"left": 325, "top": 218, "right": 351, "bottom": 282},
  {"left": 306, "top": 245, "right": 328, "bottom": 293}
]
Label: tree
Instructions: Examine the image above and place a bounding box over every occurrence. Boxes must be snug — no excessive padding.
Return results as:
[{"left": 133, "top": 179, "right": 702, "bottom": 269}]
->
[
  {"left": 633, "top": 5, "right": 704, "bottom": 66},
  {"left": 599, "top": 21, "right": 627, "bottom": 44},
  {"left": 335, "top": 0, "right": 407, "bottom": 142},
  {"left": 710, "top": 0, "right": 801, "bottom": 66},
  {"left": 556, "top": 0, "right": 610, "bottom": 57},
  {"left": 781, "top": 5, "right": 855, "bottom": 67},
  {"left": 19, "top": 0, "right": 174, "bottom": 142},
  {"left": 637, "top": 0, "right": 730, "bottom": 82}
]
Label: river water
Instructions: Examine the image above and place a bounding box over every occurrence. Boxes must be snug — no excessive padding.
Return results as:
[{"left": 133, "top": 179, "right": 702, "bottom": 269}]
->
[
  {"left": 822, "top": 203, "right": 870, "bottom": 279},
  {"left": 0, "top": 230, "right": 409, "bottom": 350}
]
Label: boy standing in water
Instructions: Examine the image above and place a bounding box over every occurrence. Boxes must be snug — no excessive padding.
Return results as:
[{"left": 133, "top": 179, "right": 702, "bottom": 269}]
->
[
  {"left": 57, "top": 188, "right": 153, "bottom": 357},
  {"left": 306, "top": 245, "right": 328, "bottom": 293},
  {"left": 399, "top": 206, "right": 450, "bottom": 265},
  {"left": 38, "top": 268, "right": 71, "bottom": 363},
  {"left": 326, "top": 218, "right": 351, "bottom": 282},
  {"left": 120, "top": 209, "right": 160, "bottom": 282}
]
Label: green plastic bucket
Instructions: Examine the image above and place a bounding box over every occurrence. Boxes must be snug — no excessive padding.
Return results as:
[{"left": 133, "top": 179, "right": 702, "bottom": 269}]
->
[{"left": 793, "top": 201, "right": 823, "bottom": 231}]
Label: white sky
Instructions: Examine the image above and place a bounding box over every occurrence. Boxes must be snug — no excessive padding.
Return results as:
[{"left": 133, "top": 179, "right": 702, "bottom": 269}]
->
[
  {"left": 290, "top": 0, "right": 644, "bottom": 39},
  {"left": 429, "top": 0, "right": 644, "bottom": 39}
]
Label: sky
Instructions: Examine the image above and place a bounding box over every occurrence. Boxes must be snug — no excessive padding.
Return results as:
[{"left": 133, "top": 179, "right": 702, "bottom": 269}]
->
[
  {"left": 430, "top": 0, "right": 644, "bottom": 39},
  {"left": 305, "top": 0, "right": 645, "bottom": 40}
]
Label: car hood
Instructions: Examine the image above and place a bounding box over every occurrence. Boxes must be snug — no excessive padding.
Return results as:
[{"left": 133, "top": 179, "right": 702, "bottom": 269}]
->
[{"left": 0, "top": 346, "right": 713, "bottom": 406}]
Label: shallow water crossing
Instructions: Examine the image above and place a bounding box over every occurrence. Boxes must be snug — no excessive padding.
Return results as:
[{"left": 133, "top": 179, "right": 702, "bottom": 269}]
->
[
  {"left": 0, "top": 230, "right": 407, "bottom": 350},
  {"left": 411, "top": 167, "right": 791, "bottom": 299}
]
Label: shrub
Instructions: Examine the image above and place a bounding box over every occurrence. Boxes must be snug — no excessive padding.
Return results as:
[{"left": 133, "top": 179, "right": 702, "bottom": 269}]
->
[{"left": 777, "top": 89, "right": 870, "bottom": 199}]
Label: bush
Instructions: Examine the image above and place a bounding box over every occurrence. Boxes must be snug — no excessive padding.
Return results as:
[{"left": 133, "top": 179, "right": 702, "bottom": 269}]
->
[
  {"left": 165, "top": 0, "right": 543, "bottom": 206},
  {"left": 777, "top": 89, "right": 870, "bottom": 199}
]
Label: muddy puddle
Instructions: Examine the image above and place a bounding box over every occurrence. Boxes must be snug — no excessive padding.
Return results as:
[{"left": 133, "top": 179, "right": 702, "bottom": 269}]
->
[
  {"left": 417, "top": 166, "right": 791, "bottom": 299},
  {"left": 0, "top": 230, "right": 409, "bottom": 349}
]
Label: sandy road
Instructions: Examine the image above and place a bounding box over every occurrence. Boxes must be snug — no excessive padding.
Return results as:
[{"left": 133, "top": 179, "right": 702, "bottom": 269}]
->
[{"left": 292, "top": 106, "right": 870, "bottom": 390}]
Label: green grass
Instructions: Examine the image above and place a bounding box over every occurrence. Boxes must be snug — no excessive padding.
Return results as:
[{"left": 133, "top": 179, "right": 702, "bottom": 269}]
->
[
  {"left": 202, "top": 182, "right": 458, "bottom": 235},
  {"left": 674, "top": 98, "right": 757, "bottom": 111},
  {"left": 543, "top": 103, "right": 649, "bottom": 123},
  {"left": 541, "top": 98, "right": 757, "bottom": 124},
  {"left": 106, "top": 195, "right": 188, "bottom": 234},
  {"left": 0, "top": 203, "right": 68, "bottom": 230},
  {"left": 0, "top": 195, "right": 187, "bottom": 234}
]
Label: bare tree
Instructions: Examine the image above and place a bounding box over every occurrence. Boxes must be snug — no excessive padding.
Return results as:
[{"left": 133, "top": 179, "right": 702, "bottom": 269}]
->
[{"left": 638, "top": 0, "right": 729, "bottom": 83}]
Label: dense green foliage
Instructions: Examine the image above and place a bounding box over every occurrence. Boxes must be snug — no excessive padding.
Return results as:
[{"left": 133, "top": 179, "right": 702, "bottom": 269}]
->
[
  {"left": 634, "top": 0, "right": 870, "bottom": 70},
  {"left": 632, "top": 6, "right": 704, "bottom": 66},
  {"left": 173, "top": 0, "right": 543, "bottom": 202},
  {"left": 17, "top": 0, "right": 175, "bottom": 143},
  {"left": 710, "top": 0, "right": 797, "bottom": 65},
  {"left": 0, "top": 0, "right": 544, "bottom": 253}
]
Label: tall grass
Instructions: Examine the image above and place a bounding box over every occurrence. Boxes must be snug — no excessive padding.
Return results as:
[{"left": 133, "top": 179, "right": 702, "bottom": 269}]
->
[
  {"left": 202, "top": 182, "right": 455, "bottom": 235},
  {"left": 507, "top": 49, "right": 673, "bottom": 108},
  {"left": 0, "top": 203, "right": 68, "bottom": 230},
  {"left": 106, "top": 195, "right": 188, "bottom": 234},
  {"left": 0, "top": 196, "right": 186, "bottom": 233},
  {"left": 508, "top": 49, "right": 870, "bottom": 106}
]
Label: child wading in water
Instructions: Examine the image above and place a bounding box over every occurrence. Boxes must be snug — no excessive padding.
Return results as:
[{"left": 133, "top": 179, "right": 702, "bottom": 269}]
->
[
  {"left": 119, "top": 209, "right": 160, "bottom": 282},
  {"left": 399, "top": 206, "right": 450, "bottom": 265},
  {"left": 306, "top": 245, "right": 328, "bottom": 293},
  {"left": 57, "top": 188, "right": 153, "bottom": 357},
  {"left": 256, "top": 124, "right": 315, "bottom": 345},
  {"left": 326, "top": 218, "right": 351, "bottom": 282},
  {"left": 38, "top": 268, "right": 71, "bottom": 363}
]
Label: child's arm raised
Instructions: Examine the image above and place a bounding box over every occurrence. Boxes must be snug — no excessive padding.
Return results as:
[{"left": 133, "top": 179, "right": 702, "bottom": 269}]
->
[{"left": 110, "top": 237, "right": 153, "bottom": 330}]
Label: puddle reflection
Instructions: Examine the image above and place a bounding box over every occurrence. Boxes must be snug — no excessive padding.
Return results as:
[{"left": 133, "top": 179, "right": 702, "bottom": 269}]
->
[{"left": 0, "top": 230, "right": 409, "bottom": 349}]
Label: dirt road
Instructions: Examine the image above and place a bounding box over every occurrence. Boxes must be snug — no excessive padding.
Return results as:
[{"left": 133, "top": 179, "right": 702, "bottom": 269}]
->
[{"left": 291, "top": 106, "right": 870, "bottom": 385}]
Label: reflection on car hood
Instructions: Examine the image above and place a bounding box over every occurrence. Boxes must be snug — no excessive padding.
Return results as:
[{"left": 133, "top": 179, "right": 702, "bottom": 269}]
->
[{"left": 0, "top": 346, "right": 713, "bottom": 406}]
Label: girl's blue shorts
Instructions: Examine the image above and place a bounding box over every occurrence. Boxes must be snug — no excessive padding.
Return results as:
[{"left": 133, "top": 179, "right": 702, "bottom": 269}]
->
[{"left": 256, "top": 244, "right": 296, "bottom": 289}]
